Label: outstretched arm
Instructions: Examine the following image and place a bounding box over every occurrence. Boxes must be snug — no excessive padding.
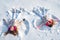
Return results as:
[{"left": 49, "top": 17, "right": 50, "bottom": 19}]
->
[
  {"left": 18, "top": 19, "right": 29, "bottom": 35},
  {"left": 52, "top": 15, "right": 60, "bottom": 22},
  {"left": 23, "top": 19, "right": 30, "bottom": 35}
]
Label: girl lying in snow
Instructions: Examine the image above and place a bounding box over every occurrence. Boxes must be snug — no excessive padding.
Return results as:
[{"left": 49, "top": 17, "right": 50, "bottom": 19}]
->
[
  {"left": 0, "top": 8, "right": 29, "bottom": 40},
  {"left": 4, "top": 19, "right": 25, "bottom": 36},
  {"left": 32, "top": 7, "right": 60, "bottom": 29}
]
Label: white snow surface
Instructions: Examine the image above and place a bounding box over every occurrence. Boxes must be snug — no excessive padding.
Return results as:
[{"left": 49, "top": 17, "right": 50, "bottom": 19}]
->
[{"left": 0, "top": 0, "right": 60, "bottom": 40}]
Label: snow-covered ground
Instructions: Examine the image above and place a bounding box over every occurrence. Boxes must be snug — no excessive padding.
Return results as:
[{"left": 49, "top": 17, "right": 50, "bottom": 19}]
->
[{"left": 0, "top": 0, "right": 60, "bottom": 40}]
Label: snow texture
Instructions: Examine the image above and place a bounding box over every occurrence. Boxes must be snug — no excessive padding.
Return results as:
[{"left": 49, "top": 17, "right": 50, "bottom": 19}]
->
[{"left": 0, "top": 0, "right": 60, "bottom": 40}]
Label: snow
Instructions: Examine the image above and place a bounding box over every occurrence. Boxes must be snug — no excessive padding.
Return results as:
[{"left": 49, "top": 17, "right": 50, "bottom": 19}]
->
[{"left": 0, "top": 0, "right": 60, "bottom": 40}]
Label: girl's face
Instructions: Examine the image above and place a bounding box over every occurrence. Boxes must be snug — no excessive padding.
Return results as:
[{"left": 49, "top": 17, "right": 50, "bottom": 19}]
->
[
  {"left": 47, "top": 19, "right": 53, "bottom": 25},
  {"left": 10, "top": 26, "right": 14, "bottom": 31},
  {"left": 45, "top": 19, "right": 54, "bottom": 27}
]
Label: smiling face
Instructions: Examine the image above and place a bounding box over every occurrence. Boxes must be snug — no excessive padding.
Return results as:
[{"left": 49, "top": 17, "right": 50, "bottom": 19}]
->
[
  {"left": 10, "top": 26, "right": 17, "bottom": 31},
  {"left": 47, "top": 19, "right": 53, "bottom": 25},
  {"left": 45, "top": 19, "right": 54, "bottom": 27}
]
